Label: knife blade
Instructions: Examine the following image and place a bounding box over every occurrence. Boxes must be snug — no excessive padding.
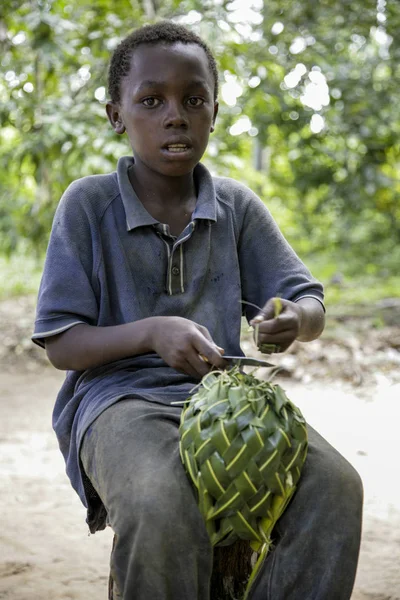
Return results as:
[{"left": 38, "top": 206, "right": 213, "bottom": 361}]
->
[{"left": 222, "top": 355, "right": 276, "bottom": 368}]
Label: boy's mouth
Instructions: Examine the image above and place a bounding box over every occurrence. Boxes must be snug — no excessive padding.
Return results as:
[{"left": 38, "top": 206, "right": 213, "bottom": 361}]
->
[
  {"left": 164, "top": 143, "right": 191, "bottom": 153},
  {"left": 162, "top": 137, "right": 193, "bottom": 157}
]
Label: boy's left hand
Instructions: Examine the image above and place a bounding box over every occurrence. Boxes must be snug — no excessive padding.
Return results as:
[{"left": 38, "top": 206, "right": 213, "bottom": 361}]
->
[{"left": 249, "top": 298, "right": 303, "bottom": 353}]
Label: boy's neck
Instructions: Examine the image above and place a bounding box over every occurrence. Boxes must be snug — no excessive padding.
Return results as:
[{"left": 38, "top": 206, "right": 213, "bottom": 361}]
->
[{"left": 128, "top": 162, "right": 197, "bottom": 208}]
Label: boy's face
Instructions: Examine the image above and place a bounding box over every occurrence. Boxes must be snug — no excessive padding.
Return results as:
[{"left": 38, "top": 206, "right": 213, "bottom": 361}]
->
[{"left": 107, "top": 42, "right": 218, "bottom": 178}]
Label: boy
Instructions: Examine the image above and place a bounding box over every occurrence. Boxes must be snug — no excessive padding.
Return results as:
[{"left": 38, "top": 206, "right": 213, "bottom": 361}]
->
[{"left": 33, "top": 21, "right": 363, "bottom": 600}]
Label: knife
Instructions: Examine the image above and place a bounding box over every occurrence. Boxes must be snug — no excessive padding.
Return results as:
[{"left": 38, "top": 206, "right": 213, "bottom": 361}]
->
[
  {"left": 199, "top": 354, "right": 276, "bottom": 368},
  {"left": 223, "top": 355, "right": 276, "bottom": 368}
]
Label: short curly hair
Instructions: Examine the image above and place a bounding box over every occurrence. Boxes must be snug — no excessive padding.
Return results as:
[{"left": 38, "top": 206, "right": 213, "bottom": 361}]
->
[{"left": 108, "top": 21, "right": 219, "bottom": 104}]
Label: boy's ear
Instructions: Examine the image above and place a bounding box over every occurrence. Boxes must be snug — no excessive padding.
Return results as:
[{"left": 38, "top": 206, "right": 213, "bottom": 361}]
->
[
  {"left": 106, "top": 102, "right": 125, "bottom": 134},
  {"left": 210, "top": 102, "right": 219, "bottom": 133}
]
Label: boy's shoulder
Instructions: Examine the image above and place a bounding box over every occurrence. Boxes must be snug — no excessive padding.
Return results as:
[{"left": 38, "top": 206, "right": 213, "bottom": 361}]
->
[
  {"left": 211, "top": 174, "right": 266, "bottom": 214},
  {"left": 213, "top": 174, "right": 255, "bottom": 199},
  {"left": 59, "top": 171, "right": 119, "bottom": 217}
]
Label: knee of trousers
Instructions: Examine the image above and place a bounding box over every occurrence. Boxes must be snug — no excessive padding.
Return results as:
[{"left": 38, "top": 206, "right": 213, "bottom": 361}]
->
[
  {"left": 107, "top": 464, "right": 209, "bottom": 546},
  {"left": 302, "top": 440, "right": 364, "bottom": 518}
]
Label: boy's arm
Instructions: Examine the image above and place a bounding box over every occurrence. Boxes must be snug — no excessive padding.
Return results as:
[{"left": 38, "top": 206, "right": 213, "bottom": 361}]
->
[
  {"left": 45, "top": 316, "right": 227, "bottom": 378},
  {"left": 250, "top": 297, "right": 325, "bottom": 353}
]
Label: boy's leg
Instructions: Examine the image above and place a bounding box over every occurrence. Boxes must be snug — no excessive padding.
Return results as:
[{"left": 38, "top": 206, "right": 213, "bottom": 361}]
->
[
  {"left": 81, "top": 400, "right": 363, "bottom": 600},
  {"left": 80, "top": 399, "right": 213, "bottom": 600},
  {"left": 249, "top": 426, "right": 363, "bottom": 600}
]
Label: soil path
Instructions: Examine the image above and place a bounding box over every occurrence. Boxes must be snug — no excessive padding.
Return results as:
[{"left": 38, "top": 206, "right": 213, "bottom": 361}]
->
[{"left": 1, "top": 364, "right": 399, "bottom": 599}]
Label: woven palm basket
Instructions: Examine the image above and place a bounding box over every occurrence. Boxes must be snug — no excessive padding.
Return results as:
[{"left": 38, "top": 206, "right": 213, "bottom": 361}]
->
[{"left": 179, "top": 368, "right": 308, "bottom": 593}]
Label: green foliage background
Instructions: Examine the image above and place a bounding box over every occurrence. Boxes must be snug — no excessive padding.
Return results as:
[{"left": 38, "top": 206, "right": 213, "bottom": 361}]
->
[{"left": 1, "top": 0, "right": 399, "bottom": 297}]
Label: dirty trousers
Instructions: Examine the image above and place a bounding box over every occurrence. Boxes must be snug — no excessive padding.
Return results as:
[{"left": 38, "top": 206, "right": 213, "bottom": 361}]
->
[{"left": 80, "top": 398, "right": 363, "bottom": 600}]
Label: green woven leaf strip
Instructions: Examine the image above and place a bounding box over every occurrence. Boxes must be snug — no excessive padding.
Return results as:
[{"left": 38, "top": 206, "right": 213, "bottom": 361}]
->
[{"left": 179, "top": 366, "right": 308, "bottom": 598}]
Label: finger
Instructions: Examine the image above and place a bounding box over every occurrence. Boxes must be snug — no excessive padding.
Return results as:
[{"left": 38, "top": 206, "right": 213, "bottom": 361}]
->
[
  {"left": 195, "top": 325, "right": 226, "bottom": 361},
  {"left": 256, "top": 330, "right": 297, "bottom": 352},
  {"left": 196, "top": 341, "right": 227, "bottom": 370},
  {"left": 178, "top": 357, "right": 209, "bottom": 379},
  {"left": 187, "top": 354, "right": 216, "bottom": 378},
  {"left": 250, "top": 299, "right": 276, "bottom": 325},
  {"left": 199, "top": 354, "right": 229, "bottom": 375},
  {"left": 250, "top": 297, "right": 289, "bottom": 326},
  {"left": 196, "top": 323, "right": 213, "bottom": 342},
  {"left": 198, "top": 352, "right": 228, "bottom": 370},
  {"left": 256, "top": 314, "right": 296, "bottom": 335}
]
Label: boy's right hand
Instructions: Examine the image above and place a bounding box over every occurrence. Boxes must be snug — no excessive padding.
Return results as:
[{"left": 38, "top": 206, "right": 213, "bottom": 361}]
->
[
  {"left": 45, "top": 316, "right": 226, "bottom": 375},
  {"left": 149, "top": 316, "right": 226, "bottom": 379}
]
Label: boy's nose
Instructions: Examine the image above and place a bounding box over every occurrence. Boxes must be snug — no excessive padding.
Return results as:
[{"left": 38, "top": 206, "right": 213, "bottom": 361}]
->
[{"left": 163, "top": 103, "right": 188, "bottom": 129}]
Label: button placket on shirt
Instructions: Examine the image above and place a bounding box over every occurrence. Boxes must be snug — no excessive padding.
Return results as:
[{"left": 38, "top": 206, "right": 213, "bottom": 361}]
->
[
  {"left": 168, "top": 245, "right": 181, "bottom": 295},
  {"left": 156, "top": 221, "right": 195, "bottom": 295}
]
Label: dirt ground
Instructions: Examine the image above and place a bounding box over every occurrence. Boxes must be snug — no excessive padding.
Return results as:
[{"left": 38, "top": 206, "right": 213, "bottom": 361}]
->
[{"left": 1, "top": 296, "right": 400, "bottom": 599}]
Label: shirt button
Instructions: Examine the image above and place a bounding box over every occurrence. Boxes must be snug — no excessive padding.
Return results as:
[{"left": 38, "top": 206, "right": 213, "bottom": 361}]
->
[{"left": 171, "top": 266, "right": 180, "bottom": 276}]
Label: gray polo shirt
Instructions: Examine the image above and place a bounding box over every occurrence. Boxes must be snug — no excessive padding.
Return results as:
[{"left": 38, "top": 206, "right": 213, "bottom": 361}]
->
[{"left": 32, "top": 155, "right": 324, "bottom": 524}]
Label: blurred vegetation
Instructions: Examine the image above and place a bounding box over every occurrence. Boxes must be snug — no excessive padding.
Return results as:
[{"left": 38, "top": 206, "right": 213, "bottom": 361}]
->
[
  {"left": 0, "top": 0, "right": 399, "bottom": 301},
  {"left": 0, "top": 254, "right": 43, "bottom": 298}
]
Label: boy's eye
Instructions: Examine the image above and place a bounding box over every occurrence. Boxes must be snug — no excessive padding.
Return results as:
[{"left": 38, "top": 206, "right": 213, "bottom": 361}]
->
[
  {"left": 187, "top": 97, "right": 204, "bottom": 107},
  {"left": 142, "top": 97, "right": 161, "bottom": 107}
]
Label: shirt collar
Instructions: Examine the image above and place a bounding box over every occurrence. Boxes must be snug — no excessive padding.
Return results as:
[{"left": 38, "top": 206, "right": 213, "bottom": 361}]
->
[
  {"left": 117, "top": 156, "right": 159, "bottom": 231},
  {"left": 192, "top": 162, "right": 217, "bottom": 223},
  {"left": 117, "top": 156, "right": 217, "bottom": 232}
]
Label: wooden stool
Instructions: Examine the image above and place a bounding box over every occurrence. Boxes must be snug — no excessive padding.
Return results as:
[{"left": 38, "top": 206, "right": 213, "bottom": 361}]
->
[
  {"left": 211, "top": 540, "right": 255, "bottom": 599},
  {"left": 108, "top": 536, "right": 254, "bottom": 599}
]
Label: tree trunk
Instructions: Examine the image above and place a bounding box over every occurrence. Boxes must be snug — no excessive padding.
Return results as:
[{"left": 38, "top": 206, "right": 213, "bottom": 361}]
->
[
  {"left": 211, "top": 540, "right": 254, "bottom": 599},
  {"left": 141, "top": 0, "right": 155, "bottom": 19}
]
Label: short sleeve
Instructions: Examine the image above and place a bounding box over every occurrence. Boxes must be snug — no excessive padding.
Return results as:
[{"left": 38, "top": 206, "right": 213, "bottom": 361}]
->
[
  {"left": 238, "top": 193, "right": 324, "bottom": 322},
  {"left": 32, "top": 182, "right": 100, "bottom": 348}
]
